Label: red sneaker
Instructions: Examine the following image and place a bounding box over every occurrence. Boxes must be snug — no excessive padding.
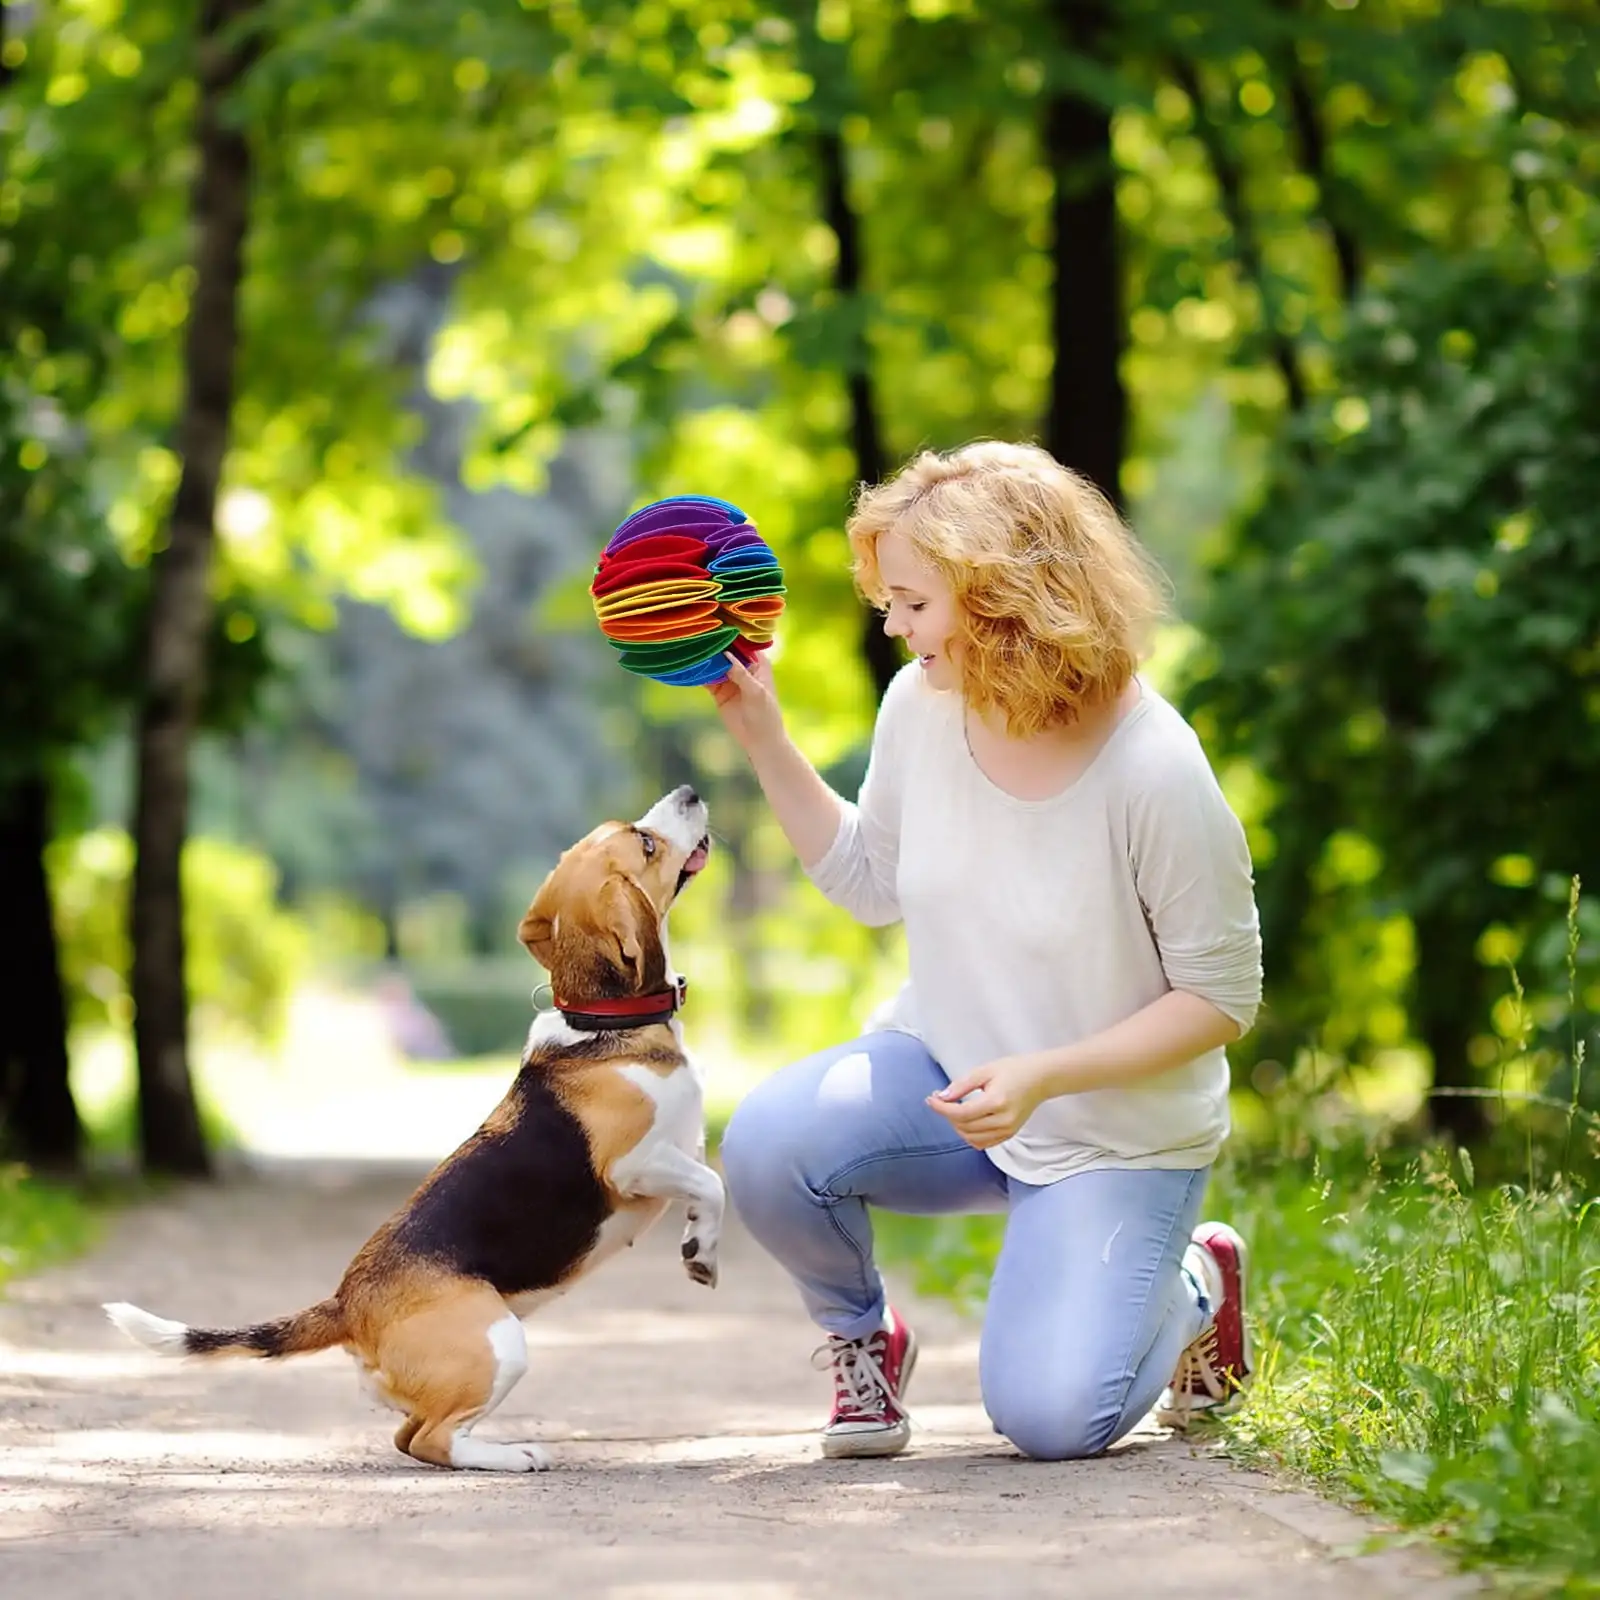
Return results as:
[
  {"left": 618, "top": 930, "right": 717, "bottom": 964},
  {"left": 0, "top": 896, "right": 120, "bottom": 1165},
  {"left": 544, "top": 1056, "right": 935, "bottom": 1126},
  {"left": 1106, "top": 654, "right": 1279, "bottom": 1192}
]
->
[
  {"left": 813, "top": 1305, "right": 918, "bottom": 1459},
  {"left": 1156, "top": 1221, "right": 1254, "bottom": 1429}
]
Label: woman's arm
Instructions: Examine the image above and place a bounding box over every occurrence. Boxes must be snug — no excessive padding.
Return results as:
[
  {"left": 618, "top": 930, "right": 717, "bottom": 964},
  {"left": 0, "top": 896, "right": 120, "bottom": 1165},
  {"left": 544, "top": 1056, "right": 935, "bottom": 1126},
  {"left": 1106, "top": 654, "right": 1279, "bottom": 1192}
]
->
[
  {"left": 1035, "top": 988, "right": 1241, "bottom": 1094},
  {"left": 710, "top": 656, "right": 850, "bottom": 869},
  {"left": 708, "top": 653, "right": 904, "bottom": 924},
  {"left": 926, "top": 991, "right": 1239, "bottom": 1149}
]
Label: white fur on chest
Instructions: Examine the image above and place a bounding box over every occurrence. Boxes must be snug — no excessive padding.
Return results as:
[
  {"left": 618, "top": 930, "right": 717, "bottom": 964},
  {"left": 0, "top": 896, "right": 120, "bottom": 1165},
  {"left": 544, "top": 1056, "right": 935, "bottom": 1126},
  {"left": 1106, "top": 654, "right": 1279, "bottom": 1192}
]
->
[
  {"left": 510, "top": 1018, "right": 707, "bottom": 1301},
  {"left": 522, "top": 1012, "right": 703, "bottom": 1152},
  {"left": 610, "top": 1057, "right": 705, "bottom": 1183}
]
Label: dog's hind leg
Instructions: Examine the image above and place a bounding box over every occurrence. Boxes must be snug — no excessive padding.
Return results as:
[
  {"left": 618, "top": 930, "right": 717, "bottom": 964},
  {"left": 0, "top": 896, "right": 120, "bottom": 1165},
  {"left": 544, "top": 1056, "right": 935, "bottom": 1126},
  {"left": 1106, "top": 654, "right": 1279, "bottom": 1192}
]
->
[{"left": 377, "top": 1287, "right": 550, "bottom": 1472}]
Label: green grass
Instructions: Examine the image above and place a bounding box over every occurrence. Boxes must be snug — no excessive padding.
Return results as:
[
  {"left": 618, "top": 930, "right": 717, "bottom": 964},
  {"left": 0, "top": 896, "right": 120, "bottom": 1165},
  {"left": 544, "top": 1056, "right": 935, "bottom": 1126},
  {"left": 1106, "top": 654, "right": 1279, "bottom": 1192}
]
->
[
  {"left": 1211, "top": 1149, "right": 1600, "bottom": 1597},
  {"left": 0, "top": 1162, "right": 105, "bottom": 1296},
  {"left": 874, "top": 1142, "right": 1600, "bottom": 1597}
]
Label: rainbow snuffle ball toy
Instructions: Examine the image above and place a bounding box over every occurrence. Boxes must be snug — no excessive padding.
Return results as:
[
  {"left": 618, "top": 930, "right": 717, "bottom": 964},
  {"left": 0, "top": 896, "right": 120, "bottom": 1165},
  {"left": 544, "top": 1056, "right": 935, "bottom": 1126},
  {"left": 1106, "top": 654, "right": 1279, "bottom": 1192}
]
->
[{"left": 590, "top": 494, "right": 785, "bottom": 686}]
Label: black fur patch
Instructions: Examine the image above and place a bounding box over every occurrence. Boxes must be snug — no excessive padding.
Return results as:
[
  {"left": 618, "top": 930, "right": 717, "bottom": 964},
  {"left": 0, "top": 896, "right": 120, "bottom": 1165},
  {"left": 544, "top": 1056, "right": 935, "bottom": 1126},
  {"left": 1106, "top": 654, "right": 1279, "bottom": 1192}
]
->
[
  {"left": 186, "top": 1322, "right": 287, "bottom": 1357},
  {"left": 388, "top": 1066, "right": 612, "bottom": 1296}
]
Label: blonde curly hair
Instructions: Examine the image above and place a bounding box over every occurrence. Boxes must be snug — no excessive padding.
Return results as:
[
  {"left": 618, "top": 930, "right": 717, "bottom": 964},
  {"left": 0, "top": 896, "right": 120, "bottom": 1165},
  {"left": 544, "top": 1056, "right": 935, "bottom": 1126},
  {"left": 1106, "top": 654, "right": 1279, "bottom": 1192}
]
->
[{"left": 847, "top": 441, "right": 1169, "bottom": 737}]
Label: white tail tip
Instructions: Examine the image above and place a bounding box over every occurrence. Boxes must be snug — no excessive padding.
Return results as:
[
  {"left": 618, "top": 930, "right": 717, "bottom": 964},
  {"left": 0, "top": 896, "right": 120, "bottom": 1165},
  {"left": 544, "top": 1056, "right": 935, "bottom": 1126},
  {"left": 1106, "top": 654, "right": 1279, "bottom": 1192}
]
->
[{"left": 103, "top": 1301, "right": 188, "bottom": 1355}]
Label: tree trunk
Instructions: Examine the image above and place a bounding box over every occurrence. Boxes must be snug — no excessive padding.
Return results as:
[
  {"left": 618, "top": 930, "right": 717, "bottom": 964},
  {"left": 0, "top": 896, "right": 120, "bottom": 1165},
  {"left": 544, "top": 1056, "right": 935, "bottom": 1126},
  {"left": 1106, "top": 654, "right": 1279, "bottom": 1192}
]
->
[
  {"left": 818, "top": 128, "right": 899, "bottom": 703},
  {"left": 1412, "top": 906, "right": 1490, "bottom": 1146},
  {"left": 0, "top": 775, "right": 82, "bottom": 1170},
  {"left": 1043, "top": 0, "right": 1125, "bottom": 505},
  {"left": 130, "top": 0, "right": 260, "bottom": 1176}
]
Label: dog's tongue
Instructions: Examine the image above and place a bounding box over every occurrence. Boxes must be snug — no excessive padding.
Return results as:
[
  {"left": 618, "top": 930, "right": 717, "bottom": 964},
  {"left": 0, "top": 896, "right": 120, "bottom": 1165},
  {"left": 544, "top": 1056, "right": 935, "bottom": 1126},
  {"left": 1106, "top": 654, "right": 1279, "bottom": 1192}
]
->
[{"left": 685, "top": 842, "right": 709, "bottom": 874}]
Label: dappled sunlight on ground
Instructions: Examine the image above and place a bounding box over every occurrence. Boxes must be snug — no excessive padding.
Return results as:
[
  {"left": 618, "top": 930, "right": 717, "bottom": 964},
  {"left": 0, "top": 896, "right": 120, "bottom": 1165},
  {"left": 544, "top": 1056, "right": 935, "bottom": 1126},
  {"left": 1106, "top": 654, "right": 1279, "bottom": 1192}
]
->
[{"left": 0, "top": 1157, "right": 1478, "bottom": 1597}]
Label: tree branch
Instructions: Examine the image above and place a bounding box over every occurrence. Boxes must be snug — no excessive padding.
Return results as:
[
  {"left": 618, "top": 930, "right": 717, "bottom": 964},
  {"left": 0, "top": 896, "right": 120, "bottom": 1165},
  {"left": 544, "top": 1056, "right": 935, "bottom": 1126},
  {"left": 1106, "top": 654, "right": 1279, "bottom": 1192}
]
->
[
  {"left": 1276, "top": 22, "right": 1362, "bottom": 301},
  {"left": 1171, "top": 54, "right": 1307, "bottom": 415}
]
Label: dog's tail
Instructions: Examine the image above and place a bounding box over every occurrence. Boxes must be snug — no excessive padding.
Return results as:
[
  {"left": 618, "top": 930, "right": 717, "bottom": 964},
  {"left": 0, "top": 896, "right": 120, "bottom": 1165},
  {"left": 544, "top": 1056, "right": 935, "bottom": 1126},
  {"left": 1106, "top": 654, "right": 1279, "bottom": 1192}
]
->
[{"left": 103, "top": 1297, "right": 348, "bottom": 1361}]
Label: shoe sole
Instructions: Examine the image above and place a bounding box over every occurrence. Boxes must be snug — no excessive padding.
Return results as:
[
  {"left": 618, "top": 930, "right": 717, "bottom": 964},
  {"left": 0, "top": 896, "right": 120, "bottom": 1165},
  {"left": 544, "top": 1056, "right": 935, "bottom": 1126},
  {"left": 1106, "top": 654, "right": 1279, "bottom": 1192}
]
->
[
  {"left": 820, "top": 1330, "right": 919, "bottom": 1459},
  {"left": 1155, "top": 1228, "right": 1254, "bottom": 1430}
]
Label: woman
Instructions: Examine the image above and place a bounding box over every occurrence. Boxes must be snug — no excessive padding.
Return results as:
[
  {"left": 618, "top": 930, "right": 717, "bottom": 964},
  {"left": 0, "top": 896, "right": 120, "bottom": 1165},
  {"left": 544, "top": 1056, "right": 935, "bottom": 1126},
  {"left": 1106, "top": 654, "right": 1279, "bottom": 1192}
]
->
[{"left": 710, "top": 441, "right": 1261, "bottom": 1461}]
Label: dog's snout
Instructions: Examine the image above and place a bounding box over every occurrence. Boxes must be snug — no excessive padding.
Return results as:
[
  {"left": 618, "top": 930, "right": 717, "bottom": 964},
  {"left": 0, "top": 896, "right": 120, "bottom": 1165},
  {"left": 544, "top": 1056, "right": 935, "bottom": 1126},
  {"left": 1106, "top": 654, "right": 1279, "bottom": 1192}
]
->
[{"left": 636, "top": 785, "right": 708, "bottom": 854}]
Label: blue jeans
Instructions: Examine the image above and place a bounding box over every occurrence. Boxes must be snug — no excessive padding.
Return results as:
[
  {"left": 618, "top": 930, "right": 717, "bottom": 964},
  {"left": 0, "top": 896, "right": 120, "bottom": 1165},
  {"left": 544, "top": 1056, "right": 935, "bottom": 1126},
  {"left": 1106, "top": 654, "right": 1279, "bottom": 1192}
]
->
[{"left": 720, "top": 1031, "right": 1211, "bottom": 1460}]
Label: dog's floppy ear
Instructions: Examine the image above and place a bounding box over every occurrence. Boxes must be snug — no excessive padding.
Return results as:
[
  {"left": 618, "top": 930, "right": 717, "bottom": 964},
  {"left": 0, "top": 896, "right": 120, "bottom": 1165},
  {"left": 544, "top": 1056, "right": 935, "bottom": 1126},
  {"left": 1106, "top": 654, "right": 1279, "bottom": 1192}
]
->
[
  {"left": 518, "top": 874, "right": 558, "bottom": 970},
  {"left": 597, "top": 876, "right": 664, "bottom": 993}
]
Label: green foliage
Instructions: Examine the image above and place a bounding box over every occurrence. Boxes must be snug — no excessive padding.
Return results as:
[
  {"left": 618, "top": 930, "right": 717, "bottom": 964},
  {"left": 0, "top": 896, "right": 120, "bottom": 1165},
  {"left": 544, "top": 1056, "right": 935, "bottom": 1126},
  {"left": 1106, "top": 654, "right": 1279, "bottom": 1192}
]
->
[
  {"left": 874, "top": 1207, "right": 1006, "bottom": 1317},
  {"left": 0, "top": 6, "right": 141, "bottom": 787},
  {"left": 5, "top": 0, "right": 1598, "bottom": 1183},
  {"left": 1182, "top": 246, "right": 1600, "bottom": 1076},
  {"left": 3, "top": 0, "right": 478, "bottom": 704},
  {"left": 1529, "top": 877, "right": 1600, "bottom": 1116},
  {"left": 49, "top": 830, "right": 307, "bottom": 1044},
  {"left": 0, "top": 1164, "right": 101, "bottom": 1297},
  {"left": 0, "top": 421, "right": 136, "bottom": 787}
]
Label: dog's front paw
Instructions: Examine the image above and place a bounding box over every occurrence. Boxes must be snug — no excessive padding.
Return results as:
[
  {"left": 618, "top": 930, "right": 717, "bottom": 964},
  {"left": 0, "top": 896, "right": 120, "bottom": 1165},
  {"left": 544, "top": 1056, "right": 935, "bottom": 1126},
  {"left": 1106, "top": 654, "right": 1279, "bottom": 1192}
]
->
[{"left": 681, "top": 1232, "right": 720, "bottom": 1289}]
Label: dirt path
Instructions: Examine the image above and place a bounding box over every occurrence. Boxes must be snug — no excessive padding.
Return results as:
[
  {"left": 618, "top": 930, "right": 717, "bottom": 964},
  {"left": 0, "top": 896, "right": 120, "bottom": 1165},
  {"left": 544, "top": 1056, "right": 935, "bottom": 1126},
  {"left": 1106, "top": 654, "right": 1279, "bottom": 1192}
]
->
[{"left": 0, "top": 1155, "right": 1475, "bottom": 1598}]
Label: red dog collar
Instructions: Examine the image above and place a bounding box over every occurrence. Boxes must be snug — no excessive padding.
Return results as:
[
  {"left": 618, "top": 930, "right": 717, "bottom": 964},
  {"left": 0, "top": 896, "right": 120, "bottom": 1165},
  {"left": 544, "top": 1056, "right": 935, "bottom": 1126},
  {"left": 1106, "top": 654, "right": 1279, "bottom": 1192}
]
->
[{"left": 555, "top": 976, "right": 688, "bottom": 1032}]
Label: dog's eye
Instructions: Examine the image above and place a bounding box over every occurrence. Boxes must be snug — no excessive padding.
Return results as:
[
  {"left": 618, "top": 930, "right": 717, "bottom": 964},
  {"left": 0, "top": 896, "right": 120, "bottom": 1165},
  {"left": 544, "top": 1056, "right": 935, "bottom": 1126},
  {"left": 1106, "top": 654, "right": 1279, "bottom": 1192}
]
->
[{"left": 638, "top": 830, "right": 656, "bottom": 859}]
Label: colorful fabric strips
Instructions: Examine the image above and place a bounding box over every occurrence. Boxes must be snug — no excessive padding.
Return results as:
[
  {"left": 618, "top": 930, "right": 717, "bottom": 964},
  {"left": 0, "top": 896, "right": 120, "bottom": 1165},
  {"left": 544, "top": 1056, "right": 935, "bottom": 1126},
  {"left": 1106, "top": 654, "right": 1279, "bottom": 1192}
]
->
[{"left": 590, "top": 494, "right": 786, "bottom": 686}]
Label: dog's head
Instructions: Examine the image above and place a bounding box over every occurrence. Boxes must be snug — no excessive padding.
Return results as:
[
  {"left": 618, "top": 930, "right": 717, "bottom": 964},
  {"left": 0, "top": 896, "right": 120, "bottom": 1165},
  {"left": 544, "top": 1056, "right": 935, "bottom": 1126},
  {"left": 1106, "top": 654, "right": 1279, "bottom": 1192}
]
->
[{"left": 518, "top": 784, "right": 711, "bottom": 1000}]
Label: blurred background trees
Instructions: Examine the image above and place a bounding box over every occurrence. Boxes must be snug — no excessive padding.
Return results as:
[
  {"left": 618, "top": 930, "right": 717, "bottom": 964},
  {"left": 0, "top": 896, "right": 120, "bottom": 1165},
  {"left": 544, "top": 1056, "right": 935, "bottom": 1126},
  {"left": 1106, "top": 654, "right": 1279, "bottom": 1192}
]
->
[{"left": 2, "top": 0, "right": 1596, "bottom": 1175}]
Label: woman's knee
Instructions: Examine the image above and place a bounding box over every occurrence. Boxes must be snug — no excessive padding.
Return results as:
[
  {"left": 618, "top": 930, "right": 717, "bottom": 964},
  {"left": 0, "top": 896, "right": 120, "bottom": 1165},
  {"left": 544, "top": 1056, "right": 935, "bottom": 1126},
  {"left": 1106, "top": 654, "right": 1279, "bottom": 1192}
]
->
[
  {"left": 722, "top": 1032, "right": 955, "bottom": 1225},
  {"left": 983, "top": 1369, "right": 1121, "bottom": 1462},
  {"left": 722, "top": 1037, "right": 910, "bottom": 1193}
]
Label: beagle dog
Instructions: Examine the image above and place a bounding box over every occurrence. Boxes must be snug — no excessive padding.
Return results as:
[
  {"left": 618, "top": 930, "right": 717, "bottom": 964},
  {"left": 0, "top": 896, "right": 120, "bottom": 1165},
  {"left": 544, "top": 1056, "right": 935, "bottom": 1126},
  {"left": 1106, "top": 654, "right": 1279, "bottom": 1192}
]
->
[{"left": 103, "top": 784, "right": 723, "bottom": 1473}]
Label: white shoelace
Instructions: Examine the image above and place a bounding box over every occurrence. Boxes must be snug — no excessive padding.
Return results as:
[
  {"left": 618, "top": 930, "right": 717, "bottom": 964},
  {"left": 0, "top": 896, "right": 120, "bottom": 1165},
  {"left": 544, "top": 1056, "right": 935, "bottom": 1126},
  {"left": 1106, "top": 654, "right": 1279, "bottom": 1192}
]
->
[
  {"left": 812, "top": 1334, "right": 904, "bottom": 1419},
  {"left": 1165, "top": 1326, "right": 1228, "bottom": 1425}
]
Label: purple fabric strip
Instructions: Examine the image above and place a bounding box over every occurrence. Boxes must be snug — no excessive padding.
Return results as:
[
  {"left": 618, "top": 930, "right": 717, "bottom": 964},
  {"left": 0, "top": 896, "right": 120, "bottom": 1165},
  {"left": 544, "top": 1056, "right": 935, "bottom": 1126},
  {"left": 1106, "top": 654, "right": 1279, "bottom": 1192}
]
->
[
  {"left": 606, "top": 512, "right": 733, "bottom": 554},
  {"left": 612, "top": 499, "right": 738, "bottom": 541},
  {"left": 702, "top": 526, "right": 765, "bottom": 555}
]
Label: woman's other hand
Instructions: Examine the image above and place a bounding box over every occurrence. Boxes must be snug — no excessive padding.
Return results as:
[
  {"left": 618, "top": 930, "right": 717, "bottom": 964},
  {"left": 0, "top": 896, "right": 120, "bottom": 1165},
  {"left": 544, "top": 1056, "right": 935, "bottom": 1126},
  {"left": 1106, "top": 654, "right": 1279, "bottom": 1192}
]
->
[{"left": 926, "top": 1054, "right": 1054, "bottom": 1150}]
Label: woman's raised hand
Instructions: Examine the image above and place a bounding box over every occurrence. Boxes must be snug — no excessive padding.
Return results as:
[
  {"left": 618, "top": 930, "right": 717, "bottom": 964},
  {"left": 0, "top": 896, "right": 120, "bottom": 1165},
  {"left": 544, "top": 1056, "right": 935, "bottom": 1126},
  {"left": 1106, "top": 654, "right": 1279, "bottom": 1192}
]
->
[{"left": 706, "top": 651, "right": 786, "bottom": 756}]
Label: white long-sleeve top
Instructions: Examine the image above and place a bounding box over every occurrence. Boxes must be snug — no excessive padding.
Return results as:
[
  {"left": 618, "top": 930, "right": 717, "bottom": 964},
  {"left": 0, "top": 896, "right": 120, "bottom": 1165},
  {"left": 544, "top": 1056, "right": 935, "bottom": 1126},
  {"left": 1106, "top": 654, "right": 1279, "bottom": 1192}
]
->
[{"left": 807, "top": 662, "right": 1263, "bottom": 1185}]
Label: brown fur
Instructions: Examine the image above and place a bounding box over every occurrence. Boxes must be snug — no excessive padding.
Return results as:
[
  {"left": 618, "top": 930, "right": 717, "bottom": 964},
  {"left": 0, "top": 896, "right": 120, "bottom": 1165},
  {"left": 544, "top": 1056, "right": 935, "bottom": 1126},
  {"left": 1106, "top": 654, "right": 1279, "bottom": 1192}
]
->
[
  {"left": 554, "top": 1068, "right": 658, "bottom": 1197},
  {"left": 356, "top": 1280, "right": 515, "bottom": 1468}
]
